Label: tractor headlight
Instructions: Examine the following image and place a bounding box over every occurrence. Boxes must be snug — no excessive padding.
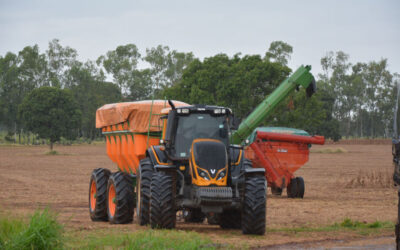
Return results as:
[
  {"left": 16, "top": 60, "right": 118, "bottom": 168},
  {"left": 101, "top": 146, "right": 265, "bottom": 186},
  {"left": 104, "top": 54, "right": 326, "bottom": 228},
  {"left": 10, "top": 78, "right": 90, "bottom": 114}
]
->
[
  {"left": 217, "top": 169, "right": 227, "bottom": 180},
  {"left": 197, "top": 168, "right": 210, "bottom": 180}
]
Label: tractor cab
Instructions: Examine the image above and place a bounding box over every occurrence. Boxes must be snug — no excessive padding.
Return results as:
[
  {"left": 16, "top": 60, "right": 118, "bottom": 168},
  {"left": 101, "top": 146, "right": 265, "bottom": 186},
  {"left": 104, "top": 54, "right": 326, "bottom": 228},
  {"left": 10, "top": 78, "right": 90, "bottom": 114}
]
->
[
  {"left": 160, "top": 104, "right": 234, "bottom": 187},
  {"left": 162, "top": 105, "right": 232, "bottom": 158}
]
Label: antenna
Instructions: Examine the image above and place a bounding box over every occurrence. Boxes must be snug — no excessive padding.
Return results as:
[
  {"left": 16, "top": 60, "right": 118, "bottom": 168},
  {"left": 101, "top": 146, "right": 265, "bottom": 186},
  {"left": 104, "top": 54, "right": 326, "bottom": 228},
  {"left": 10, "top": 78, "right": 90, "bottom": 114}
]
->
[{"left": 168, "top": 100, "right": 176, "bottom": 110}]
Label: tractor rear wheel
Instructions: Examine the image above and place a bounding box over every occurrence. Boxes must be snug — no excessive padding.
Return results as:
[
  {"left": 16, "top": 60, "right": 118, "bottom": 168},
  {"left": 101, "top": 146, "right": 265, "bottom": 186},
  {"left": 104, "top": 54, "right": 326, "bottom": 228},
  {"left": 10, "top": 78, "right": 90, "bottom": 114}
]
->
[
  {"left": 137, "top": 158, "right": 153, "bottom": 225},
  {"left": 287, "top": 178, "right": 298, "bottom": 198},
  {"left": 89, "top": 168, "right": 111, "bottom": 221},
  {"left": 219, "top": 209, "right": 241, "bottom": 229},
  {"left": 296, "top": 176, "right": 305, "bottom": 198},
  {"left": 150, "top": 171, "right": 176, "bottom": 229},
  {"left": 271, "top": 186, "right": 283, "bottom": 196},
  {"left": 107, "top": 171, "right": 134, "bottom": 224},
  {"left": 183, "top": 208, "right": 205, "bottom": 223},
  {"left": 241, "top": 174, "right": 266, "bottom": 235}
]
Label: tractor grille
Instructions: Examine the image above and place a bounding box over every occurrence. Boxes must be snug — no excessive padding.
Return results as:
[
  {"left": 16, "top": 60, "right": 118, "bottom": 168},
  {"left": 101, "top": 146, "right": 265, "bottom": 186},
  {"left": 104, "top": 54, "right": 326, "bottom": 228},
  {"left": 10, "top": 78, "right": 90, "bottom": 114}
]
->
[{"left": 196, "top": 187, "right": 232, "bottom": 204}]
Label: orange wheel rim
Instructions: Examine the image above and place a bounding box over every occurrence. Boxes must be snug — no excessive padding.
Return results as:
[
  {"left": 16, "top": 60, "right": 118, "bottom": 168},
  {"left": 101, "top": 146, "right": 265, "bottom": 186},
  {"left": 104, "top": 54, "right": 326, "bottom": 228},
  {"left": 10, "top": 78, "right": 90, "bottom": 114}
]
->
[
  {"left": 90, "top": 180, "right": 96, "bottom": 211},
  {"left": 108, "top": 183, "right": 116, "bottom": 217}
]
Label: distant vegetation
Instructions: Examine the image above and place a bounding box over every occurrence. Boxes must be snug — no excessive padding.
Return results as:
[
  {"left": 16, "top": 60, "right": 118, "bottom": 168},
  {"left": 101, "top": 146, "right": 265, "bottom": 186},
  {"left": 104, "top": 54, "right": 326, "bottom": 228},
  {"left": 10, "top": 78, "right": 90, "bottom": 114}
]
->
[{"left": 0, "top": 39, "right": 398, "bottom": 145}]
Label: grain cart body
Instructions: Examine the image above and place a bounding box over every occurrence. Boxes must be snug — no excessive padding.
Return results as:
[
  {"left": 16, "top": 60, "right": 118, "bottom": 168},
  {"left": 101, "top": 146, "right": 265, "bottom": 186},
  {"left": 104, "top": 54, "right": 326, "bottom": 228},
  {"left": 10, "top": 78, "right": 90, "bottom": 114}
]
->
[
  {"left": 245, "top": 127, "right": 325, "bottom": 193},
  {"left": 95, "top": 100, "right": 188, "bottom": 173}
]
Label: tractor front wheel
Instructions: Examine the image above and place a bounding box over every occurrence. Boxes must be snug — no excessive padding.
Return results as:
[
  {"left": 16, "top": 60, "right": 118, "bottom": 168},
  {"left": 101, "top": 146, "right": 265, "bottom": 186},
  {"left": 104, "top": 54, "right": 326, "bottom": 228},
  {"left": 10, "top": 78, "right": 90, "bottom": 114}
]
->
[
  {"left": 107, "top": 171, "right": 134, "bottom": 224},
  {"left": 150, "top": 171, "right": 176, "bottom": 229},
  {"left": 137, "top": 158, "right": 153, "bottom": 225},
  {"left": 241, "top": 174, "right": 266, "bottom": 235},
  {"left": 89, "top": 168, "right": 111, "bottom": 221}
]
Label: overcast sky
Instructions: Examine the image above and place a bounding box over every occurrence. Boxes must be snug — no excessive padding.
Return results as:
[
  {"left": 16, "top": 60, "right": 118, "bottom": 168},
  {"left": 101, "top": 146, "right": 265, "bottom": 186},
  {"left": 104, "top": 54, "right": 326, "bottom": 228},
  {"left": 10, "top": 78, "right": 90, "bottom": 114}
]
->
[{"left": 0, "top": 0, "right": 399, "bottom": 76}]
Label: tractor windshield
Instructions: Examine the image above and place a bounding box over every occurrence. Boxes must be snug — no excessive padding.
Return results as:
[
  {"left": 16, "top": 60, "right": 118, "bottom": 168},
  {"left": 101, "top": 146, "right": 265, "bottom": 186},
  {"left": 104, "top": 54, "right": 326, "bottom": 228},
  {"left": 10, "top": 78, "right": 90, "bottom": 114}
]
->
[{"left": 173, "top": 113, "right": 229, "bottom": 158}]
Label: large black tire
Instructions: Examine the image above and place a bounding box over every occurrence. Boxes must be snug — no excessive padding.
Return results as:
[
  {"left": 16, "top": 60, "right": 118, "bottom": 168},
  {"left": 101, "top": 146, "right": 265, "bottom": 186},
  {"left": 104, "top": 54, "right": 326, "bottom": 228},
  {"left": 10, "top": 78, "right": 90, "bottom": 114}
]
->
[
  {"left": 296, "top": 176, "right": 305, "bottom": 198},
  {"left": 136, "top": 158, "right": 153, "bottom": 225},
  {"left": 107, "top": 171, "right": 134, "bottom": 224},
  {"left": 183, "top": 208, "right": 205, "bottom": 223},
  {"left": 241, "top": 174, "right": 266, "bottom": 235},
  {"left": 150, "top": 171, "right": 176, "bottom": 229},
  {"left": 219, "top": 209, "right": 241, "bottom": 229},
  {"left": 271, "top": 186, "right": 283, "bottom": 196},
  {"left": 89, "top": 168, "right": 111, "bottom": 221},
  {"left": 287, "top": 178, "right": 298, "bottom": 198}
]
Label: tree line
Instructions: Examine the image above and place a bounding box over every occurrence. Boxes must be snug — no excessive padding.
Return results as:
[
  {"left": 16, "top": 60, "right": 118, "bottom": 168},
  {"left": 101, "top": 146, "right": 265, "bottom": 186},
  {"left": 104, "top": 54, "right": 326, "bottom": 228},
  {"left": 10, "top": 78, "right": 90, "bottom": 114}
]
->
[{"left": 0, "top": 39, "right": 398, "bottom": 143}]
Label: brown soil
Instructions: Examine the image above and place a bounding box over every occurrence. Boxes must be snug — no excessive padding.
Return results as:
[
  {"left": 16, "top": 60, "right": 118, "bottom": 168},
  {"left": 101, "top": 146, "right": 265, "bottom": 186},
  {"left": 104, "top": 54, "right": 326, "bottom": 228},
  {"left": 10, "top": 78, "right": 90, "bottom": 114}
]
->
[{"left": 0, "top": 143, "right": 396, "bottom": 248}]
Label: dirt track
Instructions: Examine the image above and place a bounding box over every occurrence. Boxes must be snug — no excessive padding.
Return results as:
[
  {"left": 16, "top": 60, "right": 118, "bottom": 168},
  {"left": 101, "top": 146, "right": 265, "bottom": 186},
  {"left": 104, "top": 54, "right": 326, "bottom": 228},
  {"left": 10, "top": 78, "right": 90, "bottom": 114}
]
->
[{"left": 0, "top": 143, "right": 396, "bottom": 248}]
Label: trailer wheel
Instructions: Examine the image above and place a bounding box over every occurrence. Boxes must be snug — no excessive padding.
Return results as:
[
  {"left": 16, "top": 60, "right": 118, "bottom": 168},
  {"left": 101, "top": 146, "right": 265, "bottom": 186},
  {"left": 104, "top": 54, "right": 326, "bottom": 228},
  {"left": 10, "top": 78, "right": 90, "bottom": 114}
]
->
[
  {"left": 271, "top": 186, "right": 283, "bottom": 196},
  {"left": 183, "top": 208, "right": 205, "bottom": 223},
  {"left": 241, "top": 174, "right": 266, "bottom": 235},
  {"left": 287, "top": 178, "right": 298, "bottom": 198},
  {"left": 150, "top": 171, "right": 176, "bottom": 229},
  {"left": 107, "top": 171, "right": 134, "bottom": 224},
  {"left": 296, "top": 176, "right": 305, "bottom": 198},
  {"left": 89, "top": 168, "right": 111, "bottom": 221},
  {"left": 137, "top": 158, "right": 153, "bottom": 225},
  {"left": 219, "top": 209, "right": 241, "bottom": 229}
]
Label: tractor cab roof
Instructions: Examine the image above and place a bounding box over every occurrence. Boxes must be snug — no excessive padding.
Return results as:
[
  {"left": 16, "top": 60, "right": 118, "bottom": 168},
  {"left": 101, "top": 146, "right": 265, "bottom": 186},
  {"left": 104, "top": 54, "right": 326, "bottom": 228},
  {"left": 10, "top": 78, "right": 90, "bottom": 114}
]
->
[{"left": 161, "top": 104, "right": 232, "bottom": 116}]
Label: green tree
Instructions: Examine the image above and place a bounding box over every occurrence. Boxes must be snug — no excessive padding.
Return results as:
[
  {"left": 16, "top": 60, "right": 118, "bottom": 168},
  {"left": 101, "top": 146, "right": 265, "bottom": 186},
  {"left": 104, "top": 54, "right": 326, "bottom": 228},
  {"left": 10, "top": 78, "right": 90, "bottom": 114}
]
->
[
  {"left": 46, "top": 39, "right": 78, "bottom": 88},
  {"left": 19, "top": 87, "right": 81, "bottom": 150},
  {"left": 163, "top": 53, "right": 291, "bottom": 119},
  {"left": 67, "top": 62, "right": 122, "bottom": 138},
  {"left": 265, "top": 41, "right": 293, "bottom": 65},
  {"left": 97, "top": 44, "right": 141, "bottom": 95},
  {"left": 145, "top": 45, "right": 195, "bottom": 92},
  {"left": 0, "top": 52, "right": 20, "bottom": 135}
]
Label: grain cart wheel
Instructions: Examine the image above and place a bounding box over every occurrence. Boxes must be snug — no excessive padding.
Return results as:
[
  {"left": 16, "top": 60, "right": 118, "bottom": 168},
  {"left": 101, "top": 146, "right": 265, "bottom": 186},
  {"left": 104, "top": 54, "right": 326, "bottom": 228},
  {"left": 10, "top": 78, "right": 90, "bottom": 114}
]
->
[
  {"left": 219, "top": 209, "right": 241, "bottom": 229},
  {"left": 183, "top": 208, "right": 205, "bottom": 223},
  {"left": 287, "top": 178, "right": 298, "bottom": 198},
  {"left": 136, "top": 158, "right": 153, "bottom": 225},
  {"left": 296, "top": 176, "right": 305, "bottom": 198},
  {"left": 271, "top": 186, "right": 283, "bottom": 196},
  {"left": 107, "top": 171, "right": 134, "bottom": 224},
  {"left": 89, "top": 168, "right": 111, "bottom": 221},
  {"left": 150, "top": 171, "right": 176, "bottom": 229},
  {"left": 241, "top": 174, "right": 266, "bottom": 235}
]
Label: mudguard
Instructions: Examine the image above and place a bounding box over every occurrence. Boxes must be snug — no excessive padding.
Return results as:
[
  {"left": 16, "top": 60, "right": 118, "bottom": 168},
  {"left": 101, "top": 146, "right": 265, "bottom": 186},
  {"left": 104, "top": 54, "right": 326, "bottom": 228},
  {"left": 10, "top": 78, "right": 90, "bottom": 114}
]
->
[
  {"left": 146, "top": 145, "right": 169, "bottom": 166},
  {"left": 229, "top": 147, "right": 244, "bottom": 178}
]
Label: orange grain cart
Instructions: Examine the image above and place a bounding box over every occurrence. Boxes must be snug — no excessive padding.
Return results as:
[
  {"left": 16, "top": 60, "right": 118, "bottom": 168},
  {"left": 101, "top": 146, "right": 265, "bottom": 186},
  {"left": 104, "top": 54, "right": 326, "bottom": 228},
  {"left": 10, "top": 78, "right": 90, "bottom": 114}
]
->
[
  {"left": 89, "top": 100, "right": 188, "bottom": 223},
  {"left": 244, "top": 127, "right": 325, "bottom": 198},
  {"left": 96, "top": 100, "right": 188, "bottom": 173}
]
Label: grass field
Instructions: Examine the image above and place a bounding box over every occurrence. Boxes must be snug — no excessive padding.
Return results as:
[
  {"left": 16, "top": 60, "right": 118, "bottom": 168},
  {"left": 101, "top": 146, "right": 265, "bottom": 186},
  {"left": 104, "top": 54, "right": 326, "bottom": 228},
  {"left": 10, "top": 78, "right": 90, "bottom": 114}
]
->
[{"left": 0, "top": 142, "right": 397, "bottom": 248}]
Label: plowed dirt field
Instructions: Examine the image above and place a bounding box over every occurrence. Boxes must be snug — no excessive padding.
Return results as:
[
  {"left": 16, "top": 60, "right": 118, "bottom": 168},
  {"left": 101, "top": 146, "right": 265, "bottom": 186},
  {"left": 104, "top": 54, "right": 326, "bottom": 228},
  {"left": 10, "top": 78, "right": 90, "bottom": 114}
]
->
[{"left": 0, "top": 143, "right": 396, "bottom": 248}]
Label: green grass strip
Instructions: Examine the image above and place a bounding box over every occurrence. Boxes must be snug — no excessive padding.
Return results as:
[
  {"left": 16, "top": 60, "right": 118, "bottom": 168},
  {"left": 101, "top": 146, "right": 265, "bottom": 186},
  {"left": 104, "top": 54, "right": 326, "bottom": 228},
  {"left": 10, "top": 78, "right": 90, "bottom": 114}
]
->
[{"left": 67, "top": 229, "right": 216, "bottom": 250}]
